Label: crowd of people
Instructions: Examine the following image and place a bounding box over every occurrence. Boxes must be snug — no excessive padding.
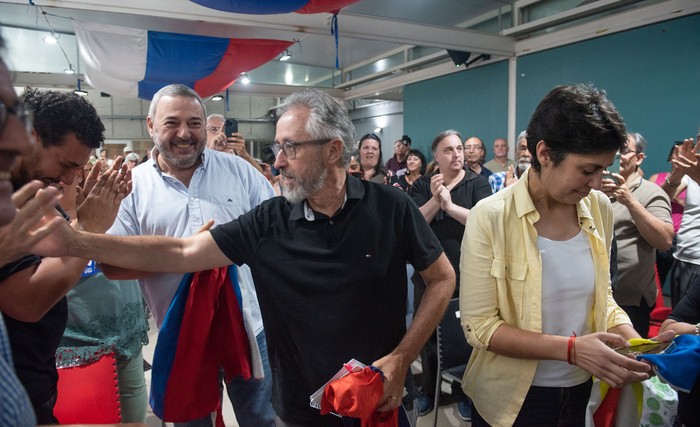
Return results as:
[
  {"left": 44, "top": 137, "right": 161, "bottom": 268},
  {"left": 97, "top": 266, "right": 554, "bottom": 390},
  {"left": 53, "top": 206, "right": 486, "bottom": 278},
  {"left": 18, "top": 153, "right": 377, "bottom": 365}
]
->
[{"left": 1, "top": 27, "right": 699, "bottom": 427}]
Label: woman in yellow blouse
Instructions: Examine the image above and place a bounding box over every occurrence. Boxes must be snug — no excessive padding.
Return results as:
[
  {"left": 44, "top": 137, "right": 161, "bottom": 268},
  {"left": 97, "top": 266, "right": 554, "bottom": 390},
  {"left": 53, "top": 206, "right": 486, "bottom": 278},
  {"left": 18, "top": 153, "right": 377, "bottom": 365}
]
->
[{"left": 459, "top": 84, "right": 673, "bottom": 427}]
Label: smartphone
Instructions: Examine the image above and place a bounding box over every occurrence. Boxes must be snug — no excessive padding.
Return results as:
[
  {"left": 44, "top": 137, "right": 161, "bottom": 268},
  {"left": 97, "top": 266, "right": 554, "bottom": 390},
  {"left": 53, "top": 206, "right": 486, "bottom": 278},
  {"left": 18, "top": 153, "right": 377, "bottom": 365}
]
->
[
  {"left": 224, "top": 118, "right": 238, "bottom": 136},
  {"left": 602, "top": 153, "right": 622, "bottom": 185},
  {"left": 608, "top": 153, "right": 621, "bottom": 174}
]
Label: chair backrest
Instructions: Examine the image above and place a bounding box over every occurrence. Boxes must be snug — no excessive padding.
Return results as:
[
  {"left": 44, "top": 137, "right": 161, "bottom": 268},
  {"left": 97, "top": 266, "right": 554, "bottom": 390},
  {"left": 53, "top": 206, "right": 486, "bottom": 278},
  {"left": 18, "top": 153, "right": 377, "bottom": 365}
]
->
[
  {"left": 54, "top": 352, "right": 122, "bottom": 423},
  {"left": 436, "top": 298, "right": 472, "bottom": 378}
]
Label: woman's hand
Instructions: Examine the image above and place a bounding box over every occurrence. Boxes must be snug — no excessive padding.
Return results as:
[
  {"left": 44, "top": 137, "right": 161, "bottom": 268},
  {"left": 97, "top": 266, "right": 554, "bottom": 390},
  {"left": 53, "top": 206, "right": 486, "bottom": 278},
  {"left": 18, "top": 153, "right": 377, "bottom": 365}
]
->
[{"left": 574, "top": 332, "right": 652, "bottom": 388}]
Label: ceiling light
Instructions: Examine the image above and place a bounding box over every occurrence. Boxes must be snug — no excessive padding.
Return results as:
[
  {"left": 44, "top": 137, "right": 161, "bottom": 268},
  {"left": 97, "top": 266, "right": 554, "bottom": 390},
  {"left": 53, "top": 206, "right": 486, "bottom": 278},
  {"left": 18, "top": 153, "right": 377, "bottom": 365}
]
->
[
  {"left": 64, "top": 64, "right": 76, "bottom": 75},
  {"left": 73, "top": 79, "right": 88, "bottom": 97},
  {"left": 373, "top": 127, "right": 382, "bottom": 133},
  {"left": 43, "top": 32, "right": 59, "bottom": 44},
  {"left": 211, "top": 94, "right": 224, "bottom": 101},
  {"left": 279, "top": 50, "right": 292, "bottom": 61},
  {"left": 241, "top": 73, "right": 250, "bottom": 85}
]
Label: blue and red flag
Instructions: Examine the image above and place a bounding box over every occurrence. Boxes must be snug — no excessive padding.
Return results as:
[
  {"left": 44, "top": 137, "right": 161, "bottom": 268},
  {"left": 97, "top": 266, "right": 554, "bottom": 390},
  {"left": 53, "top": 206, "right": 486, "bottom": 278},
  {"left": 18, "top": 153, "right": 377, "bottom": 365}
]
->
[
  {"left": 189, "top": 0, "right": 361, "bottom": 14},
  {"left": 74, "top": 21, "right": 292, "bottom": 100},
  {"left": 149, "top": 265, "right": 252, "bottom": 423}
]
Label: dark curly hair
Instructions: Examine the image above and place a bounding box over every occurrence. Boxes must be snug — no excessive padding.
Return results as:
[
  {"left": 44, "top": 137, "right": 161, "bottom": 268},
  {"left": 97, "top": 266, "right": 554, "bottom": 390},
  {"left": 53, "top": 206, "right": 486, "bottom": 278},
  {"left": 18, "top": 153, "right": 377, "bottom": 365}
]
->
[
  {"left": 20, "top": 88, "right": 104, "bottom": 149},
  {"left": 526, "top": 84, "right": 626, "bottom": 172}
]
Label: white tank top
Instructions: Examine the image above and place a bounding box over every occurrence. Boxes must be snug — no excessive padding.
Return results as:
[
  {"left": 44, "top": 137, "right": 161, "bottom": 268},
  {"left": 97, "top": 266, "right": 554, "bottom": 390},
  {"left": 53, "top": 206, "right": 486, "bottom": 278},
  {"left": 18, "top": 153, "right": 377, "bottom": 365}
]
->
[{"left": 532, "top": 230, "right": 595, "bottom": 387}]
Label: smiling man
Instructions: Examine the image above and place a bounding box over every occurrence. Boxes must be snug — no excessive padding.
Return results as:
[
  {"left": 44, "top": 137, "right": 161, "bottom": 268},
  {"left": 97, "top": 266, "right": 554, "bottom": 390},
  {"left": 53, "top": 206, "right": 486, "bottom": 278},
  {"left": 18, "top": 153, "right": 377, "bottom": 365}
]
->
[{"left": 101, "top": 84, "right": 277, "bottom": 427}]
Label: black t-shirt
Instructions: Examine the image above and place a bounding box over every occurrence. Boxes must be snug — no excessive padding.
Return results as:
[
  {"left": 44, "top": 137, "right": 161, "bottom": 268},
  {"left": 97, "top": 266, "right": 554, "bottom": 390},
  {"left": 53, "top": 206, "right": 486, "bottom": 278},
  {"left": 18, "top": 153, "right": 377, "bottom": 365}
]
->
[
  {"left": 667, "top": 283, "right": 700, "bottom": 424},
  {"left": 0, "top": 206, "right": 70, "bottom": 411},
  {"left": 409, "top": 168, "right": 491, "bottom": 290},
  {"left": 210, "top": 176, "right": 443, "bottom": 425},
  {"left": 669, "top": 277, "right": 700, "bottom": 325},
  {"left": 1, "top": 256, "right": 68, "bottom": 410}
]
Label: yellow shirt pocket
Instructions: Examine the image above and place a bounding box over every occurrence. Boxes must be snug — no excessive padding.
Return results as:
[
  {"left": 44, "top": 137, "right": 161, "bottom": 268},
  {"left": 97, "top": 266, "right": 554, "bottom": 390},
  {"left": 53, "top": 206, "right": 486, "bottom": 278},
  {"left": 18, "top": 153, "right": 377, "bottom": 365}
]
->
[{"left": 490, "top": 257, "right": 528, "bottom": 320}]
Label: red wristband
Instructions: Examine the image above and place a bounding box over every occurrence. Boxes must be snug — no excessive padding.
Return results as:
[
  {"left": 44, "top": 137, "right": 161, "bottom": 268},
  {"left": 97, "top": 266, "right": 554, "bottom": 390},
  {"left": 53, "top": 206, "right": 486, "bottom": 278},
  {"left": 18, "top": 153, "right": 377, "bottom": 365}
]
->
[{"left": 567, "top": 333, "right": 577, "bottom": 365}]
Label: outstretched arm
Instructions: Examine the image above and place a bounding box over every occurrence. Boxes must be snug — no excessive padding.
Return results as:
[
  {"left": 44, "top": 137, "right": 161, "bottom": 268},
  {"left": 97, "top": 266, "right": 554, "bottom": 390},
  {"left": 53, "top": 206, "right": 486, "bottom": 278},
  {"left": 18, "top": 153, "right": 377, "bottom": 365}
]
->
[{"left": 34, "top": 223, "right": 232, "bottom": 275}]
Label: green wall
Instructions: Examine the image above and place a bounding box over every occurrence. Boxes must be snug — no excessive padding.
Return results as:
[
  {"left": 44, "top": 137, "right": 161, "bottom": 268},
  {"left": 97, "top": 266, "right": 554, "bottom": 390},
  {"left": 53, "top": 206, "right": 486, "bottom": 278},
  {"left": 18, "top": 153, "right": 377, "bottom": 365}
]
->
[
  {"left": 405, "top": 13, "right": 700, "bottom": 175},
  {"left": 404, "top": 61, "right": 508, "bottom": 158}
]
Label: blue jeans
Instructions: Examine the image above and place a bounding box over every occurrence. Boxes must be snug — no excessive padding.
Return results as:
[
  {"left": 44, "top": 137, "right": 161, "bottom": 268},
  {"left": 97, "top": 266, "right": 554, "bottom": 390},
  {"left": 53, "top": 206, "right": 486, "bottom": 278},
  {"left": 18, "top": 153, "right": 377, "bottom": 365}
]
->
[{"left": 176, "top": 331, "right": 276, "bottom": 427}]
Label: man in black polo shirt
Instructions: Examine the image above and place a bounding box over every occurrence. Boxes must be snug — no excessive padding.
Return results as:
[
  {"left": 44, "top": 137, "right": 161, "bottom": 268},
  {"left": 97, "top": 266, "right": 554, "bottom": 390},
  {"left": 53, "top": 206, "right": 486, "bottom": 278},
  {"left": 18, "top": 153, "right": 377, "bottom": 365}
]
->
[{"left": 34, "top": 88, "right": 456, "bottom": 426}]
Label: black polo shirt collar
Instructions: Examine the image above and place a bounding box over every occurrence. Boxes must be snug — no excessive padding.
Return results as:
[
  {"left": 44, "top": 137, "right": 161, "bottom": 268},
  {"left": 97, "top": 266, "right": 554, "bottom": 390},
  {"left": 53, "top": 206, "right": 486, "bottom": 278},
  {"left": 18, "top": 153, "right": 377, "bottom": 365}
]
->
[{"left": 289, "top": 173, "right": 365, "bottom": 221}]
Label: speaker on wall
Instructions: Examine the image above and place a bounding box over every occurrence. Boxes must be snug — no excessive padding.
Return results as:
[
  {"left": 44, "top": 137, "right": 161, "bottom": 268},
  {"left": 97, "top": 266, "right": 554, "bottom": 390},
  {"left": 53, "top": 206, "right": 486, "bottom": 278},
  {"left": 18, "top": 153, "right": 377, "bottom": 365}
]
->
[{"left": 447, "top": 50, "right": 471, "bottom": 67}]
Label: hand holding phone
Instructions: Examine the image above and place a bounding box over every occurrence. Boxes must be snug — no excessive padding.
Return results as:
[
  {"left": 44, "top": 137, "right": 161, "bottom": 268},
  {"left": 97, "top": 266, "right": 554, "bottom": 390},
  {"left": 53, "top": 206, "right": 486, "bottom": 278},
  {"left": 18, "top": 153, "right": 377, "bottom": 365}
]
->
[
  {"left": 608, "top": 153, "right": 621, "bottom": 174},
  {"left": 224, "top": 118, "right": 238, "bottom": 137}
]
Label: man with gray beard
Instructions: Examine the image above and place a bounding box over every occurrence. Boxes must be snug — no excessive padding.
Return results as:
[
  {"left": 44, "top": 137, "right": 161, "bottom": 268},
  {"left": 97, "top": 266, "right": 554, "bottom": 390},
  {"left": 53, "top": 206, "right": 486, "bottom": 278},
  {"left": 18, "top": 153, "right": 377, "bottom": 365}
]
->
[
  {"left": 32, "top": 88, "right": 455, "bottom": 426},
  {"left": 100, "top": 84, "right": 277, "bottom": 426}
]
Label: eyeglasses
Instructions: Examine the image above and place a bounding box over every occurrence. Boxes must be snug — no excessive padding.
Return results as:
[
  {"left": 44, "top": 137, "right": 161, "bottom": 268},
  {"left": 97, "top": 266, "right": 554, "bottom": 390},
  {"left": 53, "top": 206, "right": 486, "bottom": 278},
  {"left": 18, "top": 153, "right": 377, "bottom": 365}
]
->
[
  {"left": 206, "top": 126, "right": 222, "bottom": 134},
  {"left": 0, "top": 100, "right": 32, "bottom": 135},
  {"left": 270, "top": 139, "right": 332, "bottom": 160},
  {"left": 464, "top": 145, "right": 483, "bottom": 151},
  {"left": 620, "top": 146, "right": 641, "bottom": 155}
]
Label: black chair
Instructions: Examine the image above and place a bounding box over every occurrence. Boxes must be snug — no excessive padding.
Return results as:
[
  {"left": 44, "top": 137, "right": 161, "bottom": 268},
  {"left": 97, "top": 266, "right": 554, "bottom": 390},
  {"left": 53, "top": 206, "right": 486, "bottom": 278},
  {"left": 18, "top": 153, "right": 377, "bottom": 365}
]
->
[{"left": 433, "top": 298, "right": 473, "bottom": 427}]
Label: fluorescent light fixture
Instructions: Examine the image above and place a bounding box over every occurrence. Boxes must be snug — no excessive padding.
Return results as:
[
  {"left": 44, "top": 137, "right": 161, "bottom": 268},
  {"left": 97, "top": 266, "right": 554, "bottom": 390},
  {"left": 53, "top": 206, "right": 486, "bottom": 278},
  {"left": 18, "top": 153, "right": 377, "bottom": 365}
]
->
[
  {"left": 211, "top": 94, "right": 224, "bottom": 101},
  {"left": 73, "top": 78, "right": 88, "bottom": 96},
  {"left": 279, "top": 49, "right": 292, "bottom": 61},
  {"left": 43, "top": 32, "right": 58, "bottom": 44},
  {"left": 373, "top": 127, "right": 382, "bottom": 133}
]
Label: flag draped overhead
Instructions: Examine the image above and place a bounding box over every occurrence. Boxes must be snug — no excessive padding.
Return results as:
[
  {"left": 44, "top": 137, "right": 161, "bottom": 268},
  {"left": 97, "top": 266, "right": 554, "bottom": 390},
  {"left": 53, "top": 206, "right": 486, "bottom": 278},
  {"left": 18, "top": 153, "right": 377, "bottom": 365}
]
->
[
  {"left": 74, "top": 21, "right": 292, "bottom": 100},
  {"left": 189, "top": 0, "right": 361, "bottom": 14}
]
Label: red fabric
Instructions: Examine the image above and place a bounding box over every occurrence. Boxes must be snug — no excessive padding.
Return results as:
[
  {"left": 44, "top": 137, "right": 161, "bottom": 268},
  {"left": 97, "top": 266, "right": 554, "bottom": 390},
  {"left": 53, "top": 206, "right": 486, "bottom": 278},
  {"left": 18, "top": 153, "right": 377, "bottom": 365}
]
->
[
  {"left": 320, "top": 366, "right": 397, "bottom": 427},
  {"left": 55, "top": 353, "right": 121, "bottom": 424},
  {"left": 649, "top": 264, "right": 672, "bottom": 338},
  {"left": 361, "top": 410, "right": 398, "bottom": 427},
  {"left": 194, "top": 38, "right": 293, "bottom": 97},
  {"left": 296, "top": 0, "right": 362, "bottom": 14},
  {"left": 162, "top": 267, "right": 252, "bottom": 421},
  {"left": 593, "top": 387, "right": 621, "bottom": 427}
]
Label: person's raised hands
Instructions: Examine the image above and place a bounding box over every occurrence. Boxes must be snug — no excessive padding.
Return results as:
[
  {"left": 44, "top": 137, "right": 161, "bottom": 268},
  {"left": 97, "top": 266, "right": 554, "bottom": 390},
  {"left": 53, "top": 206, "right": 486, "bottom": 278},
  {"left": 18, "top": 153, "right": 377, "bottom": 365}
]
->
[{"left": 0, "top": 181, "right": 63, "bottom": 265}]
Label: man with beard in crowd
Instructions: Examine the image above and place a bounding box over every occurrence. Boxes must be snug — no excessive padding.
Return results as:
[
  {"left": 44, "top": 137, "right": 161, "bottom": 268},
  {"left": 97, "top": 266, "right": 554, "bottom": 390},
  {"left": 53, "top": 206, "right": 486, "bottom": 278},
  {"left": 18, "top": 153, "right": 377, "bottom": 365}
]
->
[
  {"left": 33, "top": 88, "right": 455, "bottom": 427},
  {"left": 100, "top": 84, "right": 277, "bottom": 427}
]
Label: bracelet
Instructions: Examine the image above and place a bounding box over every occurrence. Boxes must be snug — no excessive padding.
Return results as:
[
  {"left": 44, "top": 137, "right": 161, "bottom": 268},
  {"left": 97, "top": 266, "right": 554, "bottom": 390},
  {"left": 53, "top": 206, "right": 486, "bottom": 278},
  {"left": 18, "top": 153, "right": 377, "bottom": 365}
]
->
[
  {"left": 665, "top": 176, "right": 680, "bottom": 188},
  {"left": 567, "top": 333, "right": 577, "bottom": 365},
  {"left": 695, "top": 322, "right": 700, "bottom": 336}
]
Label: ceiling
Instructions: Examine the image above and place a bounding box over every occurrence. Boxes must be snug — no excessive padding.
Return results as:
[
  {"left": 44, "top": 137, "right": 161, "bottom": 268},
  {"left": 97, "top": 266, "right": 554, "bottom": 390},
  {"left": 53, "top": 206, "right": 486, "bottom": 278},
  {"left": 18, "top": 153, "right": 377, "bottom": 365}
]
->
[{"left": 1, "top": 0, "right": 698, "bottom": 102}]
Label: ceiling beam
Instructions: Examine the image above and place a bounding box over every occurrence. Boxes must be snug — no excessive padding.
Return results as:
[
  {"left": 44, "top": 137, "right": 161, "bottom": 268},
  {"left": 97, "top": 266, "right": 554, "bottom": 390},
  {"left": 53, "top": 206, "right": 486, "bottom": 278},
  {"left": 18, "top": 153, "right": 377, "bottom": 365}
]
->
[
  {"left": 1, "top": 0, "right": 516, "bottom": 56},
  {"left": 515, "top": 0, "right": 700, "bottom": 55},
  {"left": 502, "top": 0, "right": 646, "bottom": 37}
]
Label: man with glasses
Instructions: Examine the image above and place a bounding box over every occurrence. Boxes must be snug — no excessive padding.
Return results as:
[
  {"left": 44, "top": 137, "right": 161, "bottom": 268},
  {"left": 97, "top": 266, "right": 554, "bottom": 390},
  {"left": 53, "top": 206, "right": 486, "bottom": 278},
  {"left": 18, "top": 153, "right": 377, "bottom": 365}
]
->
[
  {"left": 206, "top": 113, "right": 263, "bottom": 174},
  {"left": 101, "top": 84, "right": 276, "bottom": 426},
  {"left": 1, "top": 86, "right": 129, "bottom": 424},
  {"left": 602, "top": 132, "right": 673, "bottom": 336},
  {"left": 34, "top": 88, "right": 455, "bottom": 427},
  {"left": 464, "top": 136, "right": 492, "bottom": 178}
]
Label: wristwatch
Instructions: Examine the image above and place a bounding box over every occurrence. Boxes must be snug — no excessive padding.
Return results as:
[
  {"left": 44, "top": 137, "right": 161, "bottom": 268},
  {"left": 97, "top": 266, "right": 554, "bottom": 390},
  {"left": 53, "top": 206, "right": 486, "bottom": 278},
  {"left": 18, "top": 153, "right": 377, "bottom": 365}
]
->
[{"left": 665, "top": 176, "right": 680, "bottom": 188}]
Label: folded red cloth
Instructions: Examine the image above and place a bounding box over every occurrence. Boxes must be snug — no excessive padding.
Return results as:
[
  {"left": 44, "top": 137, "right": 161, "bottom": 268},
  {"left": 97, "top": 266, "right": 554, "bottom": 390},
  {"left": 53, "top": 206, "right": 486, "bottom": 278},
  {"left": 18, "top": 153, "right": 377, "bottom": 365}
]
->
[{"left": 320, "top": 366, "right": 397, "bottom": 427}]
